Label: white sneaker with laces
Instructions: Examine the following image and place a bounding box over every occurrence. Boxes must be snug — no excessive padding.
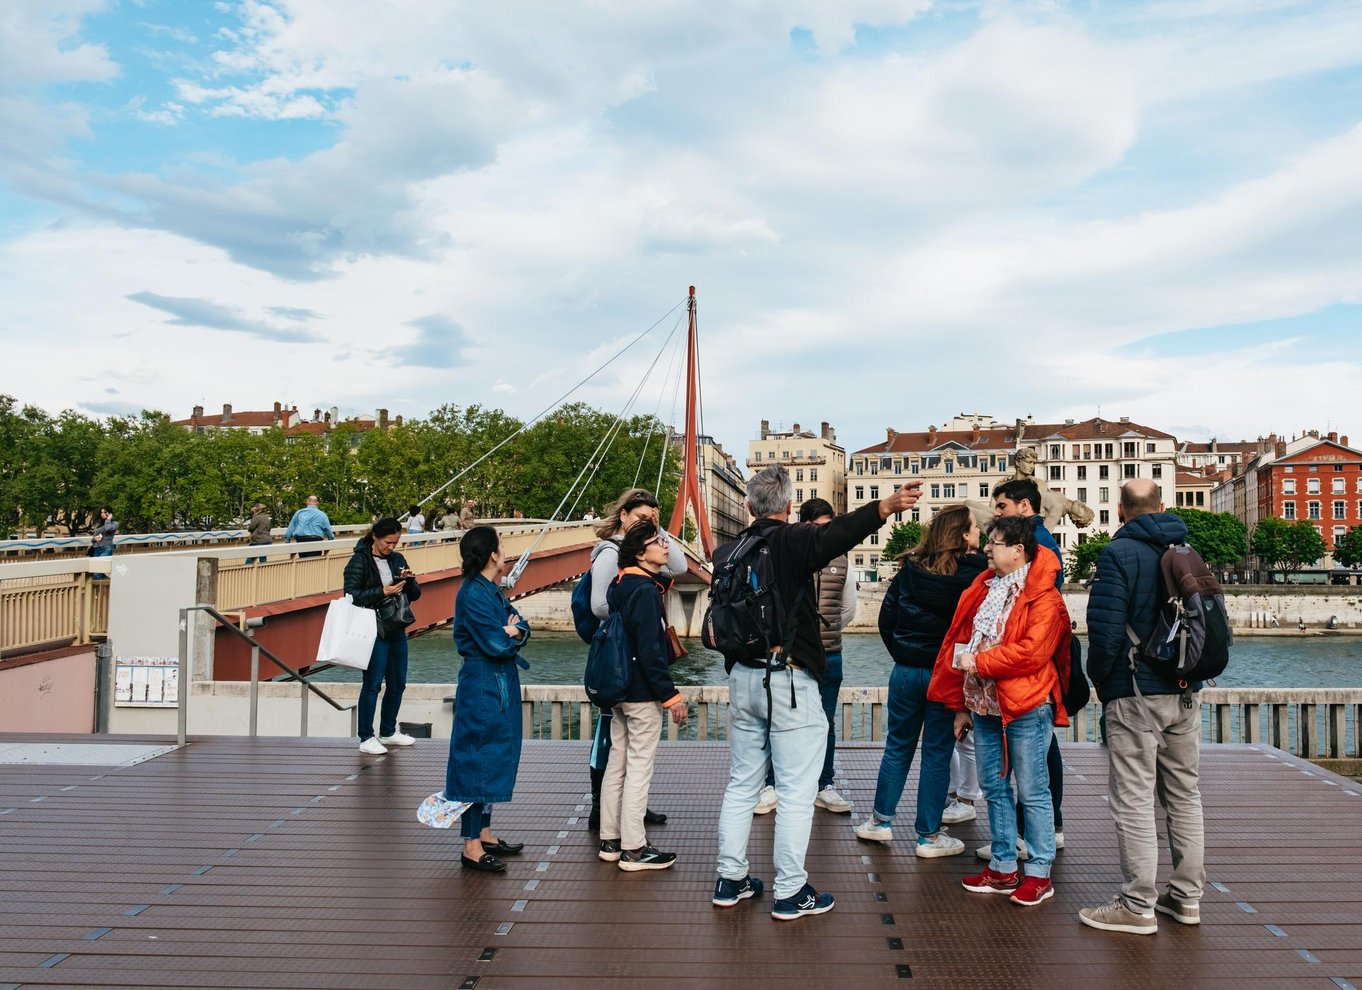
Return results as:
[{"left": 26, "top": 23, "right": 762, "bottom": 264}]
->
[
  {"left": 1055, "top": 830, "right": 1065, "bottom": 849},
  {"left": 380, "top": 732, "right": 416, "bottom": 746},
  {"left": 941, "top": 799, "right": 976, "bottom": 824},
  {"left": 358, "top": 737, "right": 388, "bottom": 755},
  {"left": 854, "top": 817, "right": 893, "bottom": 843},
  {"left": 814, "top": 786, "right": 852, "bottom": 813},
  {"left": 977, "top": 839, "right": 1028, "bottom": 861},
  {"left": 915, "top": 830, "right": 965, "bottom": 858},
  {"left": 754, "top": 785, "right": 777, "bottom": 815}
]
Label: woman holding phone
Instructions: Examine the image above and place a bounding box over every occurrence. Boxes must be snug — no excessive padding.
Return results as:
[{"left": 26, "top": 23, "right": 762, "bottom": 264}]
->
[
  {"left": 445, "top": 526, "right": 532, "bottom": 873},
  {"left": 343, "top": 516, "right": 422, "bottom": 755}
]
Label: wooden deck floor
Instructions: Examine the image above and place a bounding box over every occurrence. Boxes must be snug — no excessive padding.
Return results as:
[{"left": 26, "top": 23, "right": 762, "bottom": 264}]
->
[{"left": 1, "top": 735, "right": 1360, "bottom": 990}]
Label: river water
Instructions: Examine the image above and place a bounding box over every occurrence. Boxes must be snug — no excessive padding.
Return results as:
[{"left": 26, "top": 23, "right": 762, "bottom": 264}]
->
[{"left": 313, "top": 631, "right": 1362, "bottom": 688}]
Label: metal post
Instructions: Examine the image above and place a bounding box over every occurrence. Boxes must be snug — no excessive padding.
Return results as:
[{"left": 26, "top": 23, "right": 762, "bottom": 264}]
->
[
  {"left": 300, "top": 678, "right": 309, "bottom": 737},
  {"left": 94, "top": 642, "right": 113, "bottom": 734},
  {"left": 249, "top": 642, "right": 260, "bottom": 738},
  {"left": 177, "top": 607, "right": 189, "bottom": 746}
]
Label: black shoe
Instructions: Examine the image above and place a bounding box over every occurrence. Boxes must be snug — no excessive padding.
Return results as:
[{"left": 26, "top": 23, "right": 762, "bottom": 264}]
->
[
  {"left": 482, "top": 838, "right": 524, "bottom": 855},
  {"left": 588, "top": 803, "right": 601, "bottom": 831},
  {"left": 618, "top": 843, "right": 676, "bottom": 871},
  {"left": 461, "top": 853, "right": 506, "bottom": 873},
  {"left": 644, "top": 808, "right": 667, "bottom": 825}
]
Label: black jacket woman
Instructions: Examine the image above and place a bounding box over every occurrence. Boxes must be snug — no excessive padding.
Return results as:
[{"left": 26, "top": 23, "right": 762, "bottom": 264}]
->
[
  {"left": 854, "top": 504, "right": 986, "bottom": 855},
  {"left": 343, "top": 517, "right": 422, "bottom": 755}
]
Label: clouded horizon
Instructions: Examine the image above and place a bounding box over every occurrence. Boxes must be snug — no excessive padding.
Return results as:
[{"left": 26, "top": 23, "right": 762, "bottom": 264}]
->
[{"left": 2, "top": 0, "right": 1360, "bottom": 459}]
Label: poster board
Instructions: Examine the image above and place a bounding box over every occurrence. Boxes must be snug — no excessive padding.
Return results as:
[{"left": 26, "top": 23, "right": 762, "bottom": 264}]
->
[{"left": 113, "top": 656, "right": 180, "bottom": 707}]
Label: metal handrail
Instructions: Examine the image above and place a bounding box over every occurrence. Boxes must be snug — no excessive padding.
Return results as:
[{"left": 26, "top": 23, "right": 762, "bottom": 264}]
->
[{"left": 177, "top": 604, "right": 356, "bottom": 744}]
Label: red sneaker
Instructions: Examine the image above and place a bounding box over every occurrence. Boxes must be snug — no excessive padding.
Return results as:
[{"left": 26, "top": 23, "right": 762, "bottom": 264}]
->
[
  {"left": 1010, "top": 876, "right": 1054, "bottom": 907},
  {"left": 962, "top": 867, "right": 1020, "bottom": 894}
]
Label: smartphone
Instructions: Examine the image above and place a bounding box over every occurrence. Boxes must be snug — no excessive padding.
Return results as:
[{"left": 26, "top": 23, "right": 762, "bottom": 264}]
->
[{"left": 956, "top": 723, "right": 971, "bottom": 742}]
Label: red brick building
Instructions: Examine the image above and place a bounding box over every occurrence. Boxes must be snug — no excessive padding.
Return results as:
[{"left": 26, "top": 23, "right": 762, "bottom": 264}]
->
[{"left": 1257, "top": 433, "right": 1361, "bottom": 555}]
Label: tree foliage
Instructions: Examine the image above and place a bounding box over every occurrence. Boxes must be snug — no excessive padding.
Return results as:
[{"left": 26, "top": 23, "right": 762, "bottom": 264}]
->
[
  {"left": 1168, "top": 508, "right": 1248, "bottom": 567},
  {"left": 0, "top": 394, "right": 680, "bottom": 536},
  {"left": 1069, "top": 533, "right": 1112, "bottom": 582},
  {"left": 881, "top": 521, "right": 924, "bottom": 561},
  {"left": 1334, "top": 526, "right": 1362, "bottom": 570},
  {"left": 1252, "top": 517, "right": 1328, "bottom": 578}
]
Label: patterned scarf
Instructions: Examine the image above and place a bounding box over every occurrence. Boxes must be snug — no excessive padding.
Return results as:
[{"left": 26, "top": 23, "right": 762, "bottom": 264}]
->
[{"left": 963, "top": 562, "right": 1031, "bottom": 716}]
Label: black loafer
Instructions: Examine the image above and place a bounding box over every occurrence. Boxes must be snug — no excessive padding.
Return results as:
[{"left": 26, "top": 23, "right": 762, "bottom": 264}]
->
[
  {"left": 461, "top": 853, "right": 506, "bottom": 873},
  {"left": 644, "top": 808, "right": 668, "bottom": 825},
  {"left": 481, "top": 839, "right": 524, "bottom": 855}
]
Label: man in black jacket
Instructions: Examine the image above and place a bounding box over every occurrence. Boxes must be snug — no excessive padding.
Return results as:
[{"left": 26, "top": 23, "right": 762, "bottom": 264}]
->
[
  {"left": 713, "top": 465, "right": 920, "bottom": 921},
  {"left": 1078, "top": 479, "right": 1205, "bottom": 936}
]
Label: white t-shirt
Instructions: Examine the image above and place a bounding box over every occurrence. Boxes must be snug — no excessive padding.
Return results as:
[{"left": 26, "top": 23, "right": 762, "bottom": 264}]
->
[{"left": 406, "top": 514, "right": 426, "bottom": 534}]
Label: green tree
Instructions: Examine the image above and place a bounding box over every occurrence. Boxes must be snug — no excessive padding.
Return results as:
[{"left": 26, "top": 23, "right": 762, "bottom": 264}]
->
[
  {"left": 1334, "top": 525, "right": 1362, "bottom": 570},
  {"left": 1168, "top": 508, "right": 1247, "bottom": 567},
  {"left": 881, "top": 521, "right": 923, "bottom": 560},
  {"left": 1252, "top": 517, "right": 1327, "bottom": 580},
  {"left": 1069, "top": 533, "right": 1112, "bottom": 582}
]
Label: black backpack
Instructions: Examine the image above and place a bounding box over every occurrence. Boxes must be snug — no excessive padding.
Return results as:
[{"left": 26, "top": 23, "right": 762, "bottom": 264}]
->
[
  {"left": 1126, "top": 542, "right": 1232, "bottom": 688},
  {"left": 1062, "top": 637, "right": 1090, "bottom": 716},
  {"left": 701, "top": 531, "right": 799, "bottom": 668},
  {"left": 583, "top": 583, "right": 638, "bottom": 709}
]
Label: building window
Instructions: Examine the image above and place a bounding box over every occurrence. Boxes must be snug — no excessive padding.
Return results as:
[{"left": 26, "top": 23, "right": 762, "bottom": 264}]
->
[
  {"left": 795, "top": 468, "right": 804, "bottom": 482},
  {"left": 870, "top": 554, "right": 879, "bottom": 567},
  {"left": 1146, "top": 443, "right": 1156, "bottom": 453},
  {"left": 1283, "top": 479, "right": 1296, "bottom": 495},
  {"left": 1284, "top": 501, "right": 1296, "bottom": 519},
  {"left": 854, "top": 486, "right": 864, "bottom": 501},
  {"left": 869, "top": 460, "right": 877, "bottom": 475},
  {"left": 1308, "top": 501, "right": 1321, "bottom": 520},
  {"left": 911, "top": 508, "right": 920, "bottom": 521},
  {"left": 943, "top": 484, "right": 956, "bottom": 498},
  {"left": 1099, "top": 466, "right": 1109, "bottom": 480},
  {"left": 1123, "top": 464, "right": 1137, "bottom": 479},
  {"left": 869, "top": 534, "right": 879, "bottom": 546},
  {"left": 810, "top": 468, "right": 818, "bottom": 481},
  {"left": 796, "top": 488, "right": 804, "bottom": 503},
  {"left": 1099, "top": 486, "right": 1110, "bottom": 503},
  {"left": 1049, "top": 444, "right": 1062, "bottom": 459},
  {"left": 869, "top": 485, "right": 879, "bottom": 500},
  {"left": 1196, "top": 492, "right": 1205, "bottom": 507},
  {"left": 1336, "top": 464, "right": 1346, "bottom": 472},
  {"left": 1334, "top": 526, "right": 1347, "bottom": 546},
  {"left": 1307, "top": 478, "right": 1320, "bottom": 494},
  {"left": 1049, "top": 466, "right": 1064, "bottom": 481},
  {"left": 1099, "top": 509, "right": 1110, "bottom": 525},
  {"left": 945, "top": 460, "right": 954, "bottom": 474},
  {"left": 1334, "top": 500, "right": 1347, "bottom": 520},
  {"left": 1334, "top": 477, "right": 1346, "bottom": 494},
  {"left": 910, "top": 460, "right": 920, "bottom": 475},
  {"left": 1152, "top": 464, "right": 1162, "bottom": 479},
  {"left": 753, "top": 451, "right": 761, "bottom": 462},
  {"left": 929, "top": 484, "right": 940, "bottom": 498},
  {"left": 979, "top": 483, "right": 989, "bottom": 498},
  {"left": 1077, "top": 465, "right": 1087, "bottom": 481},
  {"left": 854, "top": 554, "right": 864, "bottom": 566},
  {"left": 1077, "top": 487, "right": 1087, "bottom": 502},
  {"left": 1123, "top": 442, "right": 1137, "bottom": 457},
  {"left": 892, "top": 460, "right": 901, "bottom": 474}
]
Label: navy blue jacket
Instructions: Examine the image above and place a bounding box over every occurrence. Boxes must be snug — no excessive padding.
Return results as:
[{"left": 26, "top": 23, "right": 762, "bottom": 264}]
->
[
  {"left": 879, "top": 553, "right": 989, "bottom": 669},
  {"left": 1030, "top": 516, "right": 1063, "bottom": 590},
  {"left": 1085, "top": 512, "right": 1191, "bottom": 702},
  {"left": 606, "top": 569, "right": 681, "bottom": 706}
]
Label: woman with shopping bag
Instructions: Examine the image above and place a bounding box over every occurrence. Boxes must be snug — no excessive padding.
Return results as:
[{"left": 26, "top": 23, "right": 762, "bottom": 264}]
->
[
  {"left": 343, "top": 517, "right": 422, "bottom": 755},
  {"left": 444, "top": 526, "right": 531, "bottom": 873}
]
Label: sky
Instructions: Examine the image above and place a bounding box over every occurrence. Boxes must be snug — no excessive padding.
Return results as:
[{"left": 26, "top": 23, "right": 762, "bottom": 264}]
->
[{"left": 2, "top": 0, "right": 1362, "bottom": 464}]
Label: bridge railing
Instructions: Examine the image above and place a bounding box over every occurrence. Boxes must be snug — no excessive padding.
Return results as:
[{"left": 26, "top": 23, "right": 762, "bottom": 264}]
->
[{"left": 517, "top": 686, "right": 1362, "bottom": 761}]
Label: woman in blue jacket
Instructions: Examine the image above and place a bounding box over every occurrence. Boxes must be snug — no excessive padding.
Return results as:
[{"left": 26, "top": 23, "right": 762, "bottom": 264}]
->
[
  {"left": 854, "top": 505, "right": 986, "bottom": 856},
  {"left": 445, "top": 526, "right": 531, "bottom": 874},
  {"left": 596, "top": 520, "right": 689, "bottom": 871}
]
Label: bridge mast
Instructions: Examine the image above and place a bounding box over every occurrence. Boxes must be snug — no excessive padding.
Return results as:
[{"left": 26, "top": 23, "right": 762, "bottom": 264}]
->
[{"left": 667, "top": 285, "right": 716, "bottom": 558}]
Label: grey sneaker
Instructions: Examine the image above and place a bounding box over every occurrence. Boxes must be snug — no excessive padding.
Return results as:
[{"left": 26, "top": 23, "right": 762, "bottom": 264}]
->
[
  {"left": 753, "top": 785, "right": 777, "bottom": 815},
  {"left": 1079, "top": 897, "right": 1158, "bottom": 935},
  {"left": 854, "top": 817, "right": 892, "bottom": 843},
  {"left": 1155, "top": 892, "right": 1200, "bottom": 925},
  {"left": 914, "top": 830, "right": 965, "bottom": 858}
]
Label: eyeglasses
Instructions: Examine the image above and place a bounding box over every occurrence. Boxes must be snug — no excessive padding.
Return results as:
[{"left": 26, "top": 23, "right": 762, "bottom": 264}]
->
[
  {"left": 985, "top": 539, "right": 1018, "bottom": 548},
  {"left": 645, "top": 535, "right": 668, "bottom": 547}
]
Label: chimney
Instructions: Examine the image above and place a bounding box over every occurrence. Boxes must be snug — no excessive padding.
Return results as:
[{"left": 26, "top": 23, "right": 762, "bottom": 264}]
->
[
  {"left": 1276, "top": 441, "right": 1287, "bottom": 458},
  {"left": 821, "top": 421, "right": 830, "bottom": 440},
  {"left": 222, "top": 403, "right": 232, "bottom": 423},
  {"left": 1119, "top": 416, "right": 1130, "bottom": 423},
  {"left": 1014, "top": 418, "right": 1026, "bottom": 442},
  {"left": 792, "top": 422, "right": 801, "bottom": 434},
  {"left": 886, "top": 427, "right": 897, "bottom": 446},
  {"left": 330, "top": 406, "right": 339, "bottom": 426},
  {"left": 1343, "top": 435, "right": 1350, "bottom": 448},
  {"left": 971, "top": 425, "right": 981, "bottom": 443},
  {"left": 272, "top": 400, "right": 282, "bottom": 425},
  {"left": 1065, "top": 418, "right": 1074, "bottom": 425},
  {"left": 314, "top": 408, "right": 322, "bottom": 421},
  {"left": 1328, "top": 431, "right": 1338, "bottom": 443},
  {"left": 395, "top": 414, "right": 403, "bottom": 427},
  {"left": 928, "top": 425, "right": 937, "bottom": 441},
  {"left": 378, "top": 408, "right": 389, "bottom": 430},
  {"left": 192, "top": 404, "right": 203, "bottom": 419},
  {"left": 760, "top": 419, "right": 769, "bottom": 438}
]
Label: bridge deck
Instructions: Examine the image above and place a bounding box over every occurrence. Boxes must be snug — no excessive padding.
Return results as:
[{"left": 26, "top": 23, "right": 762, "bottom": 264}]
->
[{"left": 1, "top": 736, "right": 1359, "bottom": 989}]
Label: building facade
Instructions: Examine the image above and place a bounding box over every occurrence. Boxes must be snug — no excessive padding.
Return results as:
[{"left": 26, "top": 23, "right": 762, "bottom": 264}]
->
[
  {"left": 745, "top": 420, "right": 847, "bottom": 520},
  {"left": 1255, "top": 434, "right": 1360, "bottom": 565},
  {"left": 671, "top": 433, "right": 748, "bottom": 544}
]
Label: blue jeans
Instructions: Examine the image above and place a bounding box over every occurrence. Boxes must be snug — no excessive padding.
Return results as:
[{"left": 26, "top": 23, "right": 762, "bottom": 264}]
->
[
  {"left": 975, "top": 704, "right": 1055, "bottom": 878},
  {"left": 460, "top": 803, "right": 492, "bottom": 840},
  {"left": 90, "top": 543, "right": 113, "bottom": 579},
  {"left": 718, "top": 665, "right": 827, "bottom": 899},
  {"left": 818, "top": 653, "right": 842, "bottom": 789},
  {"left": 357, "top": 633, "right": 409, "bottom": 741},
  {"left": 870, "top": 664, "right": 955, "bottom": 837},
  {"left": 1019, "top": 735, "right": 1065, "bottom": 831}
]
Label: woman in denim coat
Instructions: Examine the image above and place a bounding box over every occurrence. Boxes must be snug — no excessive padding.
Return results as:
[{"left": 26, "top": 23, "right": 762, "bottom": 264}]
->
[{"left": 445, "top": 526, "right": 532, "bottom": 873}]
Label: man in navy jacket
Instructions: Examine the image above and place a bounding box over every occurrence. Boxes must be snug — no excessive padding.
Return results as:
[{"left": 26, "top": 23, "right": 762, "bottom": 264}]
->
[{"left": 1079, "top": 479, "right": 1205, "bottom": 936}]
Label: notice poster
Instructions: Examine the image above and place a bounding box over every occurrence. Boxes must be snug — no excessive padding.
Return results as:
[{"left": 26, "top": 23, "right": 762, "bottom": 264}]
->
[{"left": 113, "top": 657, "right": 180, "bottom": 707}]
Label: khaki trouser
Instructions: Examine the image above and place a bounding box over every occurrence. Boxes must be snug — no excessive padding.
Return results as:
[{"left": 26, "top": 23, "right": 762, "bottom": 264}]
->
[
  {"left": 599, "top": 701, "right": 664, "bottom": 851},
  {"left": 1106, "top": 694, "right": 1207, "bottom": 913}
]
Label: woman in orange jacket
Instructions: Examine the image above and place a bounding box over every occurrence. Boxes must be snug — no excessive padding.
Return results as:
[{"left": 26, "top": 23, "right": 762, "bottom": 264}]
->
[{"left": 928, "top": 514, "right": 1071, "bottom": 908}]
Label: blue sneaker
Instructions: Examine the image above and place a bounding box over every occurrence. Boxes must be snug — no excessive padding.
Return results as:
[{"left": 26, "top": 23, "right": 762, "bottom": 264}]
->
[
  {"left": 771, "top": 883, "right": 835, "bottom": 921},
  {"left": 713, "top": 874, "right": 764, "bottom": 907}
]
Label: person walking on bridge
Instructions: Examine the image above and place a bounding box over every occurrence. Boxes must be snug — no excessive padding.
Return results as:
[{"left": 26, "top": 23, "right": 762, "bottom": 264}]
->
[
  {"left": 245, "top": 503, "right": 272, "bottom": 564},
  {"left": 284, "top": 495, "right": 334, "bottom": 558}
]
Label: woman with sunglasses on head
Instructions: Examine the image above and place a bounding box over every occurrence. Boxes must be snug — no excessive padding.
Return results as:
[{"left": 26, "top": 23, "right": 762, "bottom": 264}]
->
[
  {"left": 928, "top": 514, "right": 1071, "bottom": 908},
  {"left": 585, "top": 488, "right": 686, "bottom": 831},
  {"left": 596, "top": 520, "right": 689, "bottom": 871},
  {"left": 444, "top": 526, "right": 532, "bottom": 873}
]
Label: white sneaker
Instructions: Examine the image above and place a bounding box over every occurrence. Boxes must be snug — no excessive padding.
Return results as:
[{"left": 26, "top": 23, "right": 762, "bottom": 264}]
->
[
  {"left": 977, "top": 839, "right": 1028, "bottom": 862},
  {"left": 358, "top": 737, "right": 388, "bottom": 755},
  {"left": 814, "top": 786, "right": 852, "bottom": 813},
  {"left": 915, "top": 830, "right": 965, "bottom": 858},
  {"left": 754, "top": 785, "right": 777, "bottom": 815},
  {"left": 854, "top": 818, "right": 893, "bottom": 843},
  {"left": 941, "top": 799, "right": 976, "bottom": 824},
  {"left": 380, "top": 732, "right": 416, "bottom": 746},
  {"left": 1055, "top": 830, "right": 1065, "bottom": 849}
]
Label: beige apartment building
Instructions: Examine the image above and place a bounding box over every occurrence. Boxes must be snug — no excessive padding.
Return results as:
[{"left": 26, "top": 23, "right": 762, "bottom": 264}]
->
[
  {"left": 746, "top": 420, "right": 847, "bottom": 520},
  {"left": 670, "top": 433, "right": 748, "bottom": 544}
]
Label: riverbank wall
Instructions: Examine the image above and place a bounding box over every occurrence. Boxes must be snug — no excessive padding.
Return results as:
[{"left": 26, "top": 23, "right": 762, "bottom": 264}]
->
[{"left": 513, "top": 585, "right": 1362, "bottom": 635}]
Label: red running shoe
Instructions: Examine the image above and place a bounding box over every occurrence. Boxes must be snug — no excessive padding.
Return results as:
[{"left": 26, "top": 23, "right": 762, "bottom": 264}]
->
[
  {"left": 962, "top": 867, "right": 1020, "bottom": 894},
  {"left": 1010, "top": 876, "right": 1054, "bottom": 907}
]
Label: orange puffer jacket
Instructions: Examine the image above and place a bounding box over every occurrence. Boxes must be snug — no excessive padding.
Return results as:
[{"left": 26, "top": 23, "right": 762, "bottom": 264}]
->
[{"left": 927, "top": 549, "right": 1071, "bottom": 728}]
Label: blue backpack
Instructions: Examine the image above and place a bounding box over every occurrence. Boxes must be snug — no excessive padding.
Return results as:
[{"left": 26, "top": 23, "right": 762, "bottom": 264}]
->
[
  {"left": 570, "top": 570, "right": 599, "bottom": 644},
  {"left": 583, "top": 587, "right": 637, "bottom": 709}
]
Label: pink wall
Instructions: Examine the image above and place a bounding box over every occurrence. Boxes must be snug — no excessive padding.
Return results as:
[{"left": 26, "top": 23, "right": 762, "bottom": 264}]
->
[{"left": 0, "top": 650, "right": 96, "bottom": 732}]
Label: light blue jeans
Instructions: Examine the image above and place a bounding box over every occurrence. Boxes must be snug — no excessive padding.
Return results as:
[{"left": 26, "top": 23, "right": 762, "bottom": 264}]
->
[
  {"left": 974, "top": 704, "right": 1055, "bottom": 878},
  {"left": 870, "top": 664, "right": 955, "bottom": 838},
  {"left": 717, "top": 664, "right": 827, "bottom": 900}
]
